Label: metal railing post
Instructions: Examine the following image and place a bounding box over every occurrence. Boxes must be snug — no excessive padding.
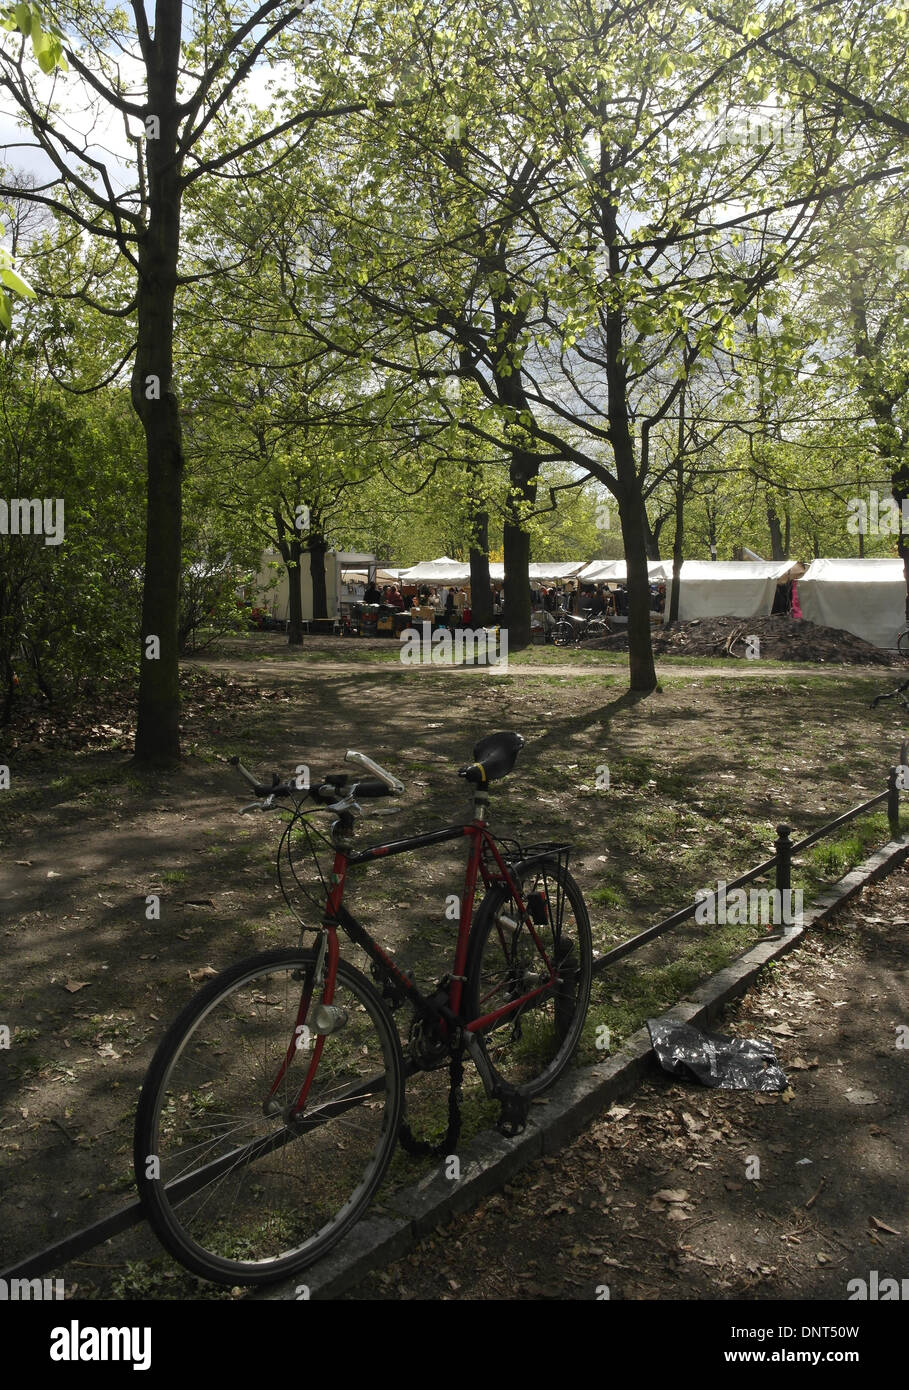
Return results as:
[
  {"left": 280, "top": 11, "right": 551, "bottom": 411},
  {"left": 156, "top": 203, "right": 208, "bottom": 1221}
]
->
[
  {"left": 887, "top": 764, "right": 900, "bottom": 836},
  {"left": 775, "top": 824, "right": 792, "bottom": 894}
]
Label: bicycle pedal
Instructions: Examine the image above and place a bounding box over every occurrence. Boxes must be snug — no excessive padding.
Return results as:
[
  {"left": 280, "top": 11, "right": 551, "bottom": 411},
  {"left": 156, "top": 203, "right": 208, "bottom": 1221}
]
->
[{"left": 496, "top": 1088, "right": 529, "bottom": 1138}]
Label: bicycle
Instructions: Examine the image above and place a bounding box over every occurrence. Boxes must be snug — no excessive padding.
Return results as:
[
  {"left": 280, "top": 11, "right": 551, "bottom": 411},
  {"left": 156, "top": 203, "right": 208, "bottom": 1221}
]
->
[
  {"left": 133, "top": 732, "right": 593, "bottom": 1285},
  {"left": 552, "top": 612, "right": 611, "bottom": 646},
  {"left": 897, "top": 627, "right": 909, "bottom": 660}
]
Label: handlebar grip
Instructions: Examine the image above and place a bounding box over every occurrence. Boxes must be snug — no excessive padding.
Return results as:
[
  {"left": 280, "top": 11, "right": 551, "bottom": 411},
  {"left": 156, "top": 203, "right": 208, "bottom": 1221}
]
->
[{"left": 352, "top": 779, "right": 392, "bottom": 798}]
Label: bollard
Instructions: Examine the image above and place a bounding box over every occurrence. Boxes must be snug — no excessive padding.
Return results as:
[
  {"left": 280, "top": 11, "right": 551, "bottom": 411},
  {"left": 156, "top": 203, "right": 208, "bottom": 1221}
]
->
[{"left": 774, "top": 824, "right": 792, "bottom": 895}]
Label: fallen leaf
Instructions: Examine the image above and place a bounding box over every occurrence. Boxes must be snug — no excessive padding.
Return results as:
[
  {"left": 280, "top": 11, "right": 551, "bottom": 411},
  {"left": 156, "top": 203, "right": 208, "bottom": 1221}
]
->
[
  {"left": 63, "top": 980, "right": 90, "bottom": 993},
  {"left": 869, "top": 1217, "right": 900, "bottom": 1236},
  {"left": 845, "top": 1089, "right": 877, "bottom": 1106},
  {"left": 654, "top": 1189, "right": 688, "bottom": 1204},
  {"left": 188, "top": 966, "right": 218, "bottom": 982}
]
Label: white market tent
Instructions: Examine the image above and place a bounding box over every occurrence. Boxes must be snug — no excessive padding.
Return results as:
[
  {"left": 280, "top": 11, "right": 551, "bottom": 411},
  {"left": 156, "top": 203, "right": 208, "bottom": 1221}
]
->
[
  {"left": 579, "top": 559, "right": 673, "bottom": 583},
  {"left": 397, "top": 556, "right": 466, "bottom": 584},
  {"left": 667, "top": 560, "right": 800, "bottom": 621},
  {"left": 528, "top": 561, "right": 586, "bottom": 582},
  {"left": 797, "top": 558, "right": 907, "bottom": 649},
  {"left": 398, "top": 557, "right": 587, "bottom": 585}
]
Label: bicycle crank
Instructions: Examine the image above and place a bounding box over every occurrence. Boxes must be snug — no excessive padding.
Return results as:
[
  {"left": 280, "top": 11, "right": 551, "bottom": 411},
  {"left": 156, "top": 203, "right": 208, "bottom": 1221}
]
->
[{"left": 494, "top": 1082, "right": 529, "bottom": 1138}]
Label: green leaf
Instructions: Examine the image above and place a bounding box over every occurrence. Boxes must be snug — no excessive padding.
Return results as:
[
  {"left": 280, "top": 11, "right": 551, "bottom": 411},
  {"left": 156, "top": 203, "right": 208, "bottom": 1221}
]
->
[{"left": 0, "top": 265, "right": 36, "bottom": 297}]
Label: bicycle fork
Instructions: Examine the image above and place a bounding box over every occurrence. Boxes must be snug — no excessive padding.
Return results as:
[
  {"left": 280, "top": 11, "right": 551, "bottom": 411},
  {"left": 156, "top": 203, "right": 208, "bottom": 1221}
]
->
[{"left": 263, "top": 930, "right": 348, "bottom": 1123}]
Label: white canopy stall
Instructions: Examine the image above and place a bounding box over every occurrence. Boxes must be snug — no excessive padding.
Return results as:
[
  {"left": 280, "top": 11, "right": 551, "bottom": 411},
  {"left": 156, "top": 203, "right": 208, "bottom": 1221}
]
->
[
  {"left": 398, "top": 557, "right": 471, "bottom": 584},
  {"left": 797, "top": 558, "right": 907, "bottom": 649},
  {"left": 666, "top": 560, "right": 800, "bottom": 621},
  {"left": 578, "top": 559, "right": 673, "bottom": 583},
  {"left": 398, "top": 557, "right": 587, "bottom": 586}
]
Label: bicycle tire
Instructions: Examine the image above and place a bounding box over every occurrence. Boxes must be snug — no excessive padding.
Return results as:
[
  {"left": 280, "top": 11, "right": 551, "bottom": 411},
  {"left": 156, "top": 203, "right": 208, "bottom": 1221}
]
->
[
  {"left": 552, "top": 621, "right": 575, "bottom": 647},
  {"left": 134, "top": 947, "right": 403, "bottom": 1286},
  {"left": 898, "top": 629, "right": 909, "bottom": 659},
  {"left": 464, "top": 857, "right": 593, "bottom": 1098}
]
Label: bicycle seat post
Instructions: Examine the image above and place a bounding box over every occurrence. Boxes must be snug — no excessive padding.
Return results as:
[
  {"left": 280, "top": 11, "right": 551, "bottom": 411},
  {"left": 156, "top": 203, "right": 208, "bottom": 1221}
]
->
[{"left": 473, "top": 788, "right": 490, "bottom": 823}]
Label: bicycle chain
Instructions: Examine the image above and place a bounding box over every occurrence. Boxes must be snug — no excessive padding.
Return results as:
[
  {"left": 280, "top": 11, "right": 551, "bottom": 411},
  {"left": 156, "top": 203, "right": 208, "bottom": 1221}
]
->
[{"left": 397, "top": 1046, "right": 465, "bottom": 1158}]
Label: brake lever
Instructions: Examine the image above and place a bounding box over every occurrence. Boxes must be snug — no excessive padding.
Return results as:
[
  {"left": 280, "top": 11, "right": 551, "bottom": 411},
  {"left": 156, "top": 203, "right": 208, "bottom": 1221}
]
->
[{"left": 240, "top": 794, "right": 276, "bottom": 813}]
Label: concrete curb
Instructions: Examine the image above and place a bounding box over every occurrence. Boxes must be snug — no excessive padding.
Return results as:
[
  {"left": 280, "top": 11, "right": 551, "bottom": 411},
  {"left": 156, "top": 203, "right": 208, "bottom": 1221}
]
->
[{"left": 259, "top": 834, "right": 909, "bottom": 1301}]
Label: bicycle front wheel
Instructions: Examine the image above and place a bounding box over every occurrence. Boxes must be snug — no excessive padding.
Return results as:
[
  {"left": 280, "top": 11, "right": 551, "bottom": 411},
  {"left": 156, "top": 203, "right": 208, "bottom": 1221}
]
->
[
  {"left": 134, "top": 947, "right": 403, "bottom": 1286},
  {"left": 898, "top": 628, "right": 909, "bottom": 659},
  {"left": 464, "top": 858, "right": 593, "bottom": 1098},
  {"left": 552, "top": 621, "right": 575, "bottom": 647}
]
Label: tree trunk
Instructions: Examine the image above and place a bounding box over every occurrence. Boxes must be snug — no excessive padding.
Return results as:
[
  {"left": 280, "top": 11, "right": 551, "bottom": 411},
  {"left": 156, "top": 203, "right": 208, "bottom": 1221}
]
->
[
  {"left": 275, "top": 511, "right": 304, "bottom": 645},
  {"left": 643, "top": 505, "right": 662, "bottom": 560},
  {"left": 133, "top": 12, "right": 184, "bottom": 766},
  {"left": 617, "top": 476, "right": 658, "bottom": 691},
  {"left": 602, "top": 181, "right": 656, "bottom": 693},
  {"left": 503, "top": 508, "right": 531, "bottom": 647},
  {"left": 667, "top": 382, "right": 685, "bottom": 623},
  {"left": 767, "top": 501, "right": 789, "bottom": 560},
  {"left": 285, "top": 541, "right": 305, "bottom": 645},
  {"left": 468, "top": 509, "right": 492, "bottom": 626},
  {"left": 309, "top": 534, "right": 328, "bottom": 622},
  {"left": 848, "top": 263, "right": 909, "bottom": 620}
]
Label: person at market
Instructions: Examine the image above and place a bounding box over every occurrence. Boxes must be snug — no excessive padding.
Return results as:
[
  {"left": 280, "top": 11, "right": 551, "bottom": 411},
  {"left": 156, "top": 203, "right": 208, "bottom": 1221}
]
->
[
  {"left": 364, "top": 579, "right": 382, "bottom": 604},
  {"left": 386, "top": 586, "right": 404, "bottom": 610}
]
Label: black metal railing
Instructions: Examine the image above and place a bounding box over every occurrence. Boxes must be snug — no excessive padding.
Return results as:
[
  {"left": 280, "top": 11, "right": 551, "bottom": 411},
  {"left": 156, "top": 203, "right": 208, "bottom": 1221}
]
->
[{"left": 592, "top": 758, "right": 905, "bottom": 977}]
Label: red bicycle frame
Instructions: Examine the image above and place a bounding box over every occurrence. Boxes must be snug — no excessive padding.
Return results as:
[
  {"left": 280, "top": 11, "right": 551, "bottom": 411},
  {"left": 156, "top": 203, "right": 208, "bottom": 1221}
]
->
[{"left": 269, "top": 814, "right": 562, "bottom": 1115}]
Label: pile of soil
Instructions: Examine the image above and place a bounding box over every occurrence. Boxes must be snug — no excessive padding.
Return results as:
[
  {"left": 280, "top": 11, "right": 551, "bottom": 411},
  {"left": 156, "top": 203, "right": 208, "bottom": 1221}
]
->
[{"left": 585, "top": 614, "right": 903, "bottom": 665}]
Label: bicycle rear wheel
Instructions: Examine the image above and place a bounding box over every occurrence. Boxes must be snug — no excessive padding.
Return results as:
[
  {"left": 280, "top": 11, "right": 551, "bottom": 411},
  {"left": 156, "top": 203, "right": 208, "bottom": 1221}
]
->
[
  {"left": 898, "top": 629, "right": 909, "bottom": 659},
  {"left": 134, "top": 947, "right": 403, "bottom": 1285},
  {"left": 464, "top": 857, "right": 592, "bottom": 1097}
]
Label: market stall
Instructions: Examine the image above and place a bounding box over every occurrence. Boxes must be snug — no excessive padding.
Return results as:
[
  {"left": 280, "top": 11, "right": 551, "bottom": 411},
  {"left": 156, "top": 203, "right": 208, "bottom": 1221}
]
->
[{"left": 797, "top": 558, "right": 907, "bottom": 649}]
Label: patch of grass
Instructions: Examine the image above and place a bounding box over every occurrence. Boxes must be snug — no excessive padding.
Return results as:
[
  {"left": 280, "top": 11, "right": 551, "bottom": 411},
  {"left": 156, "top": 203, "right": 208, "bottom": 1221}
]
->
[
  {"left": 799, "top": 809, "right": 906, "bottom": 896},
  {"left": 590, "top": 882, "right": 627, "bottom": 908}
]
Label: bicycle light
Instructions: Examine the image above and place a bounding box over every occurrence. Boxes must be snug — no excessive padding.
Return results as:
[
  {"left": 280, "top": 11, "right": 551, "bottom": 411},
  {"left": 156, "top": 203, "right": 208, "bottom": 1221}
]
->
[{"left": 306, "top": 1002, "right": 349, "bottom": 1035}]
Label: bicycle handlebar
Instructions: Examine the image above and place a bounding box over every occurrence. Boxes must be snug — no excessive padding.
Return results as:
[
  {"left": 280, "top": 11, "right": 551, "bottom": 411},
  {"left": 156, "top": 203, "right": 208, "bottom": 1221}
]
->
[
  {"left": 230, "top": 755, "right": 403, "bottom": 811},
  {"left": 345, "top": 749, "right": 405, "bottom": 794},
  {"left": 870, "top": 676, "right": 909, "bottom": 708}
]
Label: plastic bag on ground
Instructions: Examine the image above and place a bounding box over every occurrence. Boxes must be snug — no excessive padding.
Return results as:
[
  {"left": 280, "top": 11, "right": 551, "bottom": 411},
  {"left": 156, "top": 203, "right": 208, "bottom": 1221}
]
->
[{"left": 647, "top": 1018, "right": 788, "bottom": 1091}]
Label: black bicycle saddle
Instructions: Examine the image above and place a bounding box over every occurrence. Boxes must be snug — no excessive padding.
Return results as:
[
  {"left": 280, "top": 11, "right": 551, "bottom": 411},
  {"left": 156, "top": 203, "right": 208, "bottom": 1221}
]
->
[{"left": 459, "top": 731, "right": 525, "bottom": 785}]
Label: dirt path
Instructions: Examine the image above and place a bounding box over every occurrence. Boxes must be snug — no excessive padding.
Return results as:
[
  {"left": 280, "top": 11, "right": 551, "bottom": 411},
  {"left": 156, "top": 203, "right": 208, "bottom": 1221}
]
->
[
  {"left": 344, "top": 863, "right": 909, "bottom": 1300},
  {"left": 184, "top": 655, "right": 890, "bottom": 682}
]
